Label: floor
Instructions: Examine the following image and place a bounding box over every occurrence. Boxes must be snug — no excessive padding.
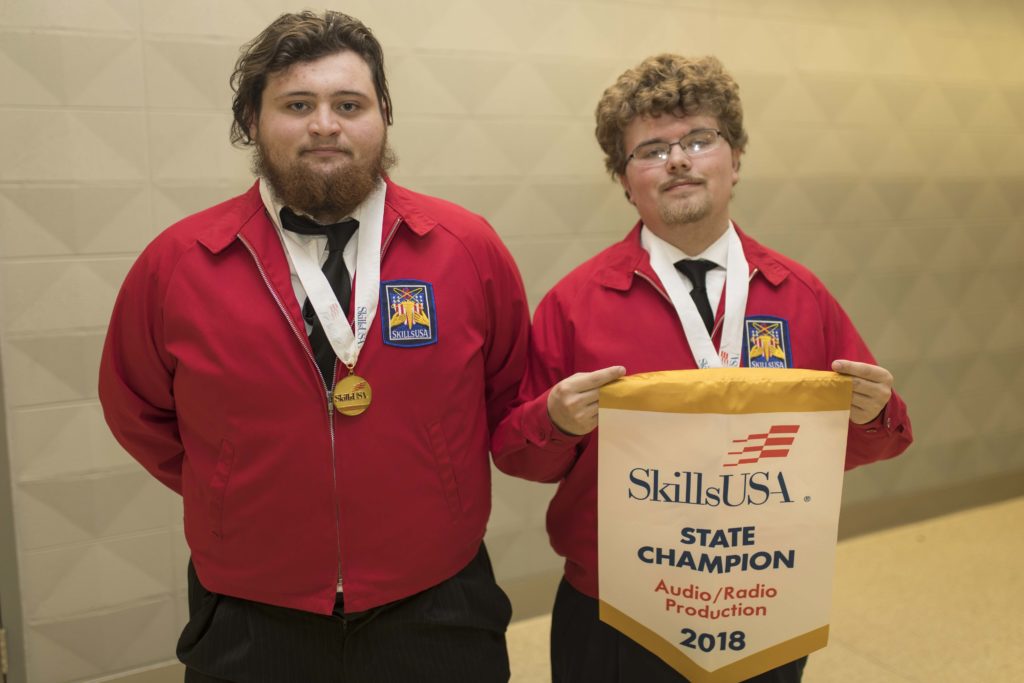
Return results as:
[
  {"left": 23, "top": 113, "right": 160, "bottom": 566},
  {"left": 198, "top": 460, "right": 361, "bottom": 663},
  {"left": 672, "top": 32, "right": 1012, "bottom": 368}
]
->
[{"left": 505, "top": 495, "right": 1024, "bottom": 682}]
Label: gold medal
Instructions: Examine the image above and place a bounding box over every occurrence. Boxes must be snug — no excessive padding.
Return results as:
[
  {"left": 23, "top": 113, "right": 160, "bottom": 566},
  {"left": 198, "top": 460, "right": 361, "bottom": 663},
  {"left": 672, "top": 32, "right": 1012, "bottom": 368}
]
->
[{"left": 332, "top": 373, "right": 372, "bottom": 416}]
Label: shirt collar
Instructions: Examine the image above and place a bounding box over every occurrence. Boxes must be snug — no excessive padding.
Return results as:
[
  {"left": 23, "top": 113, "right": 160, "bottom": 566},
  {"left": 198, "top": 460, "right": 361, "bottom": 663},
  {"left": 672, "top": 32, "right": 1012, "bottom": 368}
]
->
[
  {"left": 639, "top": 221, "right": 734, "bottom": 268},
  {"left": 597, "top": 221, "right": 790, "bottom": 292}
]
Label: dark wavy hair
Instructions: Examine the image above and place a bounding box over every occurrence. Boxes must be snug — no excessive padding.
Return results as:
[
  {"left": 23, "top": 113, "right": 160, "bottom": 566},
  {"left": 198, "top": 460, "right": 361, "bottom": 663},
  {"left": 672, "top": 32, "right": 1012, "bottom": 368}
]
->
[
  {"left": 595, "top": 54, "right": 747, "bottom": 178},
  {"left": 230, "top": 10, "right": 393, "bottom": 146}
]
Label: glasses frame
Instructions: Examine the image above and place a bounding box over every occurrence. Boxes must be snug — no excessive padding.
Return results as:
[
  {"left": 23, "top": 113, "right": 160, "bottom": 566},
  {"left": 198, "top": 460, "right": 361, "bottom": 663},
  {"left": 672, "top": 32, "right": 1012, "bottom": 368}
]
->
[{"left": 625, "top": 128, "right": 724, "bottom": 166}]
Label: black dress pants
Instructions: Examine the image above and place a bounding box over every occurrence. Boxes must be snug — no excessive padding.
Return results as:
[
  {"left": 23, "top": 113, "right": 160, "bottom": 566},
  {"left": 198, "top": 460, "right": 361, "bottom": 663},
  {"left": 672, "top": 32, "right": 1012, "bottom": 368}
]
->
[
  {"left": 179, "top": 544, "right": 511, "bottom": 683},
  {"left": 551, "top": 578, "right": 807, "bottom": 683}
]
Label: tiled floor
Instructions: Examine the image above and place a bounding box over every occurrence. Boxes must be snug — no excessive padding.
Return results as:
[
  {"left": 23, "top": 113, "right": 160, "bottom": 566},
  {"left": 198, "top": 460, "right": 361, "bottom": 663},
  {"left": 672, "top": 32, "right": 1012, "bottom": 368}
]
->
[{"left": 507, "top": 496, "right": 1024, "bottom": 682}]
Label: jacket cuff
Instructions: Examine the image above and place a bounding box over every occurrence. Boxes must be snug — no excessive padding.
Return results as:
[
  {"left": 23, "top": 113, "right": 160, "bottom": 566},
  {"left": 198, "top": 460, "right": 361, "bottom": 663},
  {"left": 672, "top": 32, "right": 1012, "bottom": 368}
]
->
[
  {"left": 851, "top": 401, "right": 900, "bottom": 436},
  {"left": 523, "top": 388, "right": 585, "bottom": 450}
]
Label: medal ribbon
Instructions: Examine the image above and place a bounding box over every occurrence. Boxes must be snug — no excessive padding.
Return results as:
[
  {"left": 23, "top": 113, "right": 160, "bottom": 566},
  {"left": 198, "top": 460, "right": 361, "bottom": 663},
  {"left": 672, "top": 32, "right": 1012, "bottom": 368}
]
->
[
  {"left": 646, "top": 224, "right": 749, "bottom": 368},
  {"left": 275, "top": 180, "right": 385, "bottom": 374}
]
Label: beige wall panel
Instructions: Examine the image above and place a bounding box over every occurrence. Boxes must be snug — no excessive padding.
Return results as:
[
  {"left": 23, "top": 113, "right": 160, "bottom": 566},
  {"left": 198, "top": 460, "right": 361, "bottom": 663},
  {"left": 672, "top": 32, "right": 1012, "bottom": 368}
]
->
[
  {"left": 139, "top": 0, "right": 323, "bottom": 40},
  {"left": 505, "top": 231, "right": 632, "bottom": 307},
  {"left": 26, "top": 597, "right": 181, "bottom": 683},
  {"left": 474, "top": 119, "right": 574, "bottom": 163},
  {"left": 0, "top": 259, "right": 131, "bottom": 334},
  {"left": 0, "top": 0, "right": 139, "bottom": 32},
  {"left": 143, "top": 40, "right": 239, "bottom": 110},
  {"left": 14, "top": 472, "right": 175, "bottom": 551},
  {"left": 21, "top": 532, "right": 176, "bottom": 621},
  {"left": 0, "top": 32, "right": 68, "bottom": 106},
  {"left": 147, "top": 113, "right": 250, "bottom": 181},
  {"left": 2, "top": 333, "right": 105, "bottom": 407},
  {"left": 407, "top": 0, "right": 524, "bottom": 53},
  {"left": 387, "top": 55, "right": 479, "bottom": 116},
  {"left": 59, "top": 35, "right": 145, "bottom": 108},
  {"left": 9, "top": 406, "right": 126, "bottom": 481},
  {"left": 0, "top": 110, "right": 149, "bottom": 182},
  {"left": 0, "top": 186, "right": 152, "bottom": 257}
]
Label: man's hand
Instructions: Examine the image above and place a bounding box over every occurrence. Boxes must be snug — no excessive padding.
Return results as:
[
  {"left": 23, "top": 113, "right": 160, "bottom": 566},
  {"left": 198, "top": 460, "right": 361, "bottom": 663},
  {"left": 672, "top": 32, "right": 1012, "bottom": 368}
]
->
[
  {"left": 832, "top": 359, "right": 894, "bottom": 425},
  {"left": 547, "top": 366, "right": 627, "bottom": 436}
]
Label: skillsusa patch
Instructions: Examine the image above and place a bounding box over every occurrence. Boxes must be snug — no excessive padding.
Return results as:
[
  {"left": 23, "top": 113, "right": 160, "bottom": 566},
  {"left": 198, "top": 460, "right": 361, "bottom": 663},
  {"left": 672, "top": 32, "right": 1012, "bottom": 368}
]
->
[
  {"left": 380, "top": 280, "right": 438, "bottom": 348},
  {"left": 742, "top": 316, "right": 793, "bottom": 368}
]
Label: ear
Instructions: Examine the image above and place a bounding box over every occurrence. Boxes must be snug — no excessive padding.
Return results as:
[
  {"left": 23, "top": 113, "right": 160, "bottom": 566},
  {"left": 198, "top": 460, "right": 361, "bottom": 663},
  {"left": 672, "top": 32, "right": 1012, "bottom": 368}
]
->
[
  {"left": 730, "top": 148, "right": 742, "bottom": 186},
  {"left": 619, "top": 173, "right": 635, "bottom": 205}
]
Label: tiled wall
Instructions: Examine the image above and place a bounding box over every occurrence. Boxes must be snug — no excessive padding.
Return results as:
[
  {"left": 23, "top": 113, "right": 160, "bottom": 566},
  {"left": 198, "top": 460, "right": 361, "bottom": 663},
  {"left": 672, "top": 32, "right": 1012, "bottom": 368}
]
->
[{"left": 0, "top": 0, "right": 1021, "bottom": 680}]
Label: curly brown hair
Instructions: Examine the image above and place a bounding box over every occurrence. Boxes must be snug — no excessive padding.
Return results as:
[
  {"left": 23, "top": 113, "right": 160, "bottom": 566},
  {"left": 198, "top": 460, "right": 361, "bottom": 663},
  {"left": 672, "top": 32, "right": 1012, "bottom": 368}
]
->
[
  {"left": 230, "top": 10, "right": 393, "bottom": 147},
  {"left": 595, "top": 54, "right": 747, "bottom": 178}
]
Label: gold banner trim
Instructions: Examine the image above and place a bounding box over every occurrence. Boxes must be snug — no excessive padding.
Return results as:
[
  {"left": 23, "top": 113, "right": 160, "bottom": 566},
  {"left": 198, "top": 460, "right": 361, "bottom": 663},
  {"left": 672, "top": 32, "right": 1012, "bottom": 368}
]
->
[
  {"left": 599, "top": 369, "right": 852, "bottom": 414},
  {"left": 600, "top": 601, "right": 829, "bottom": 683}
]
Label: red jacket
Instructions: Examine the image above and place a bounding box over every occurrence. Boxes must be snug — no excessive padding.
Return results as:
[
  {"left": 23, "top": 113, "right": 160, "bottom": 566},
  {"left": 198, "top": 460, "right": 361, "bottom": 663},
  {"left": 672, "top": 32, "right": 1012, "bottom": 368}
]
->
[
  {"left": 99, "top": 180, "right": 529, "bottom": 614},
  {"left": 491, "top": 224, "right": 912, "bottom": 600}
]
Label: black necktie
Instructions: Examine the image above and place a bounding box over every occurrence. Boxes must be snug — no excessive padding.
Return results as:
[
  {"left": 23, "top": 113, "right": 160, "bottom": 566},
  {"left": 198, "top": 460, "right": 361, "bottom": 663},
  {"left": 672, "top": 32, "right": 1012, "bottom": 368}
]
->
[
  {"left": 280, "top": 207, "right": 359, "bottom": 388},
  {"left": 674, "top": 258, "right": 717, "bottom": 333}
]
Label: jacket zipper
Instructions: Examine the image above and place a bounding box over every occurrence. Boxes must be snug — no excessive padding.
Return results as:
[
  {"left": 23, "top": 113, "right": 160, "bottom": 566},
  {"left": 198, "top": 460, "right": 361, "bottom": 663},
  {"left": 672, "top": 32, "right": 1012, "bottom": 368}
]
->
[
  {"left": 240, "top": 215, "right": 405, "bottom": 605},
  {"left": 238, "top": 235, "right": 344, "bottom": 592},
  {"left": 329, "top": 215, "right": 404, "bottom": 597},
  {"left": 381, "top": 215, "right": 403, "bottom": 254},
  {"left": 634, "top": 267, "right": 760, "bottom": 342}
]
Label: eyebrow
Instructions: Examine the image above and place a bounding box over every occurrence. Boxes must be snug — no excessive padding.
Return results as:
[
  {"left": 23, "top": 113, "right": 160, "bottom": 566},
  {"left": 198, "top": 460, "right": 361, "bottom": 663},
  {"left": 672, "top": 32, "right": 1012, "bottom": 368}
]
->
[
  {"left": 633, "top": 128, "right": 712, "bottom": 147},
  {"left": 634, "top": 136, "right": 669, "bottom": 147},
  {"left": 273, "top": 89, "right": 370, "bottom": 100}
]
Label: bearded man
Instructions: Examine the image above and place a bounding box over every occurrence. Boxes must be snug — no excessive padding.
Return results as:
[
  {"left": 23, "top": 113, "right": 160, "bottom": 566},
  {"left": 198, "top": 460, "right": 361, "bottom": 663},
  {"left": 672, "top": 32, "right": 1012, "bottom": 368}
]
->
[{"left": 99, "top": 11, "right": 528, "bottom": 682}]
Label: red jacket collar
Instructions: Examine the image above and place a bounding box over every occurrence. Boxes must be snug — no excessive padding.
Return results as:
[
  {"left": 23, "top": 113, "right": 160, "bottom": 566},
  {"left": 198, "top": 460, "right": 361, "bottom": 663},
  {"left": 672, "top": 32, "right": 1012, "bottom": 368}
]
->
[{"left": 596, "top": 221, "right": 791, "bottom": 292}]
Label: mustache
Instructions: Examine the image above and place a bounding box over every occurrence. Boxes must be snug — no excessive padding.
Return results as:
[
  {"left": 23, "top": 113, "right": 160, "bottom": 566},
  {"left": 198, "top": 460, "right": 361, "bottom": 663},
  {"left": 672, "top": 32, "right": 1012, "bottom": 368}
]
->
[{"left": 659, "top": 175, "right": 704, "bottom": 191}]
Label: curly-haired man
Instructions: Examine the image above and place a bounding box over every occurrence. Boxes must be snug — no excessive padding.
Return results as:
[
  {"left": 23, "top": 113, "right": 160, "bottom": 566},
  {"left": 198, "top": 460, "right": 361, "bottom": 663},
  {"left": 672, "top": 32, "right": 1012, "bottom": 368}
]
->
[{"left": 492, "top": 54, "right": 913, "bottom": 683}]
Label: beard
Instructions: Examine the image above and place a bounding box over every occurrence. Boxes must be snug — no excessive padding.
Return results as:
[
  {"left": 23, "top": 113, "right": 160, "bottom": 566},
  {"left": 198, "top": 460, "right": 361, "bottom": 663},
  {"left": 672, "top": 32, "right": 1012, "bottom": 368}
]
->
[
  {"left": 657, "top": 175, "right": 712, "bottom": 226},
  {"left": 253, "top": 135, "right": 397, "bottom": 220},
  {"left": 659, "top": 193, "right": 712, "bottom": 226}
]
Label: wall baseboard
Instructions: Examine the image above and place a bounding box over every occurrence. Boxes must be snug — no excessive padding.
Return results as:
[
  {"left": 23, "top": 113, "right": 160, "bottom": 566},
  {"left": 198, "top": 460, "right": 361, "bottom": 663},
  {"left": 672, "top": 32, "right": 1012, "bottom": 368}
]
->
[
  {"left": 90, "top": 661, "right": 183, "bottom": 683},
  {"left": 837, "top": 470, "right": 1024, "bottom": 540}
]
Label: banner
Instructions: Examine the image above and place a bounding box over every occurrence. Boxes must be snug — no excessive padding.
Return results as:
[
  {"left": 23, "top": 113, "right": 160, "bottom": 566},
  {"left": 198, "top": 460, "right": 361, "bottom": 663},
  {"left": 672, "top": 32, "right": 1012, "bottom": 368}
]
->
[{"left": 598, "top": 369, "right": 852, "bottom": 682}]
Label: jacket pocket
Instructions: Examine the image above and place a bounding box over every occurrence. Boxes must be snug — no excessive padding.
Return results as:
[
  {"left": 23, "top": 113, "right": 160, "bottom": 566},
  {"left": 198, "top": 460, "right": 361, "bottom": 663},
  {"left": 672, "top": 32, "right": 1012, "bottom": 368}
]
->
[
  {"left": 427, "top": 420, "right": 463, "bottom": 518},
  {"left": 208, "top": 439, "right": 235, "bottom": 538}
]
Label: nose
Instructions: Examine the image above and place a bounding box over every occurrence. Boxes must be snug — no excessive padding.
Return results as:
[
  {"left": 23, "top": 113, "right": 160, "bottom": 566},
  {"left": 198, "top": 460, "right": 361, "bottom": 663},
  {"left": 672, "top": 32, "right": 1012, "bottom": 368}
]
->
[
  {"left": 308, "top": 104, "right": 341, "bottom": 137},
  {"left": 666, "top": 142, "right": 692, "bottom": 171}
]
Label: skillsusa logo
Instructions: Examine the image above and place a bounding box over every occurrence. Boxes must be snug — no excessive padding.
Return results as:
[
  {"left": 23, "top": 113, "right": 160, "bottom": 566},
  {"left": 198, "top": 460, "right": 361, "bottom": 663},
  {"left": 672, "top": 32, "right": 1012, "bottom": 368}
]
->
[
  {"left": 380, "top": 280, "right": 438, "bottom": 348},
  {"left": 723, "top": 425, "right": 800, "bottom": 468}
]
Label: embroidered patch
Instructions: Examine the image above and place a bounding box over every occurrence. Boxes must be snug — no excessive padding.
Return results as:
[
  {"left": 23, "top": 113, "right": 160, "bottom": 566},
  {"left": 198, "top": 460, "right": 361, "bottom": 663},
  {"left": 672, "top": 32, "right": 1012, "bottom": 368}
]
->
[
  {"left": 380, "top": 280, "right": 438, "bottom": 348},
  {"left": 742, "top": 316, "right": 792, "bottom": 368}
]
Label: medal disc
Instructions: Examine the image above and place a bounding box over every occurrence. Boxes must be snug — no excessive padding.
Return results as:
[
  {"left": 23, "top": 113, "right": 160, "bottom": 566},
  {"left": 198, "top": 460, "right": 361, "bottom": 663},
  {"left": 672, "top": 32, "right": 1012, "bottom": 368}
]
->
[{"left": 332, "top": 374, "right": 372, "bottom": 416}]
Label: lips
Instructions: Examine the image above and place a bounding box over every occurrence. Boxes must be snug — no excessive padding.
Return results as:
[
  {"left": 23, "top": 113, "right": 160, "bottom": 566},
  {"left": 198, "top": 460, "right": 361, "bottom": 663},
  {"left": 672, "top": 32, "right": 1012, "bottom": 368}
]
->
[
  {"left": 302, "top": 147, "right": 351, "bottom": 156},
  {"left": 661, "top": 177, "right": 704, "bottom": 192}
]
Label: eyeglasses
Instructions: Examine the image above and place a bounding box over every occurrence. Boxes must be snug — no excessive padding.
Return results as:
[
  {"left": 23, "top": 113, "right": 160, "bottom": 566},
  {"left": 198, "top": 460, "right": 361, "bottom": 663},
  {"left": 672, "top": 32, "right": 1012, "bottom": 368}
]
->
[{"left": 626, "top": 129, "right": 724, "bottom": 166}]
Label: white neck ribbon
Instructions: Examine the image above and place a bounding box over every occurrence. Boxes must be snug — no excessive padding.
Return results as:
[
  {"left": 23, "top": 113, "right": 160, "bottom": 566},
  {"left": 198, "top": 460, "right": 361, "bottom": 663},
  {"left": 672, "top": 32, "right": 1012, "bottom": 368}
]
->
[
  {"left": 276, "top": 180, "right": 385, "bottom": 372},
  {"left": 646, "top": 225, "right": 749, "bottom": 368}
]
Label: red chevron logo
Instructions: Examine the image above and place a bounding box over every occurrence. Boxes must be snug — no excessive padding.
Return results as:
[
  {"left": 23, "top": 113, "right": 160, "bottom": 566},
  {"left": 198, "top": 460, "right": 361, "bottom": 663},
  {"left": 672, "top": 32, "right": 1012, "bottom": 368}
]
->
[{"left": 723, "top": 425, "right": 800, "bottom": 467}]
